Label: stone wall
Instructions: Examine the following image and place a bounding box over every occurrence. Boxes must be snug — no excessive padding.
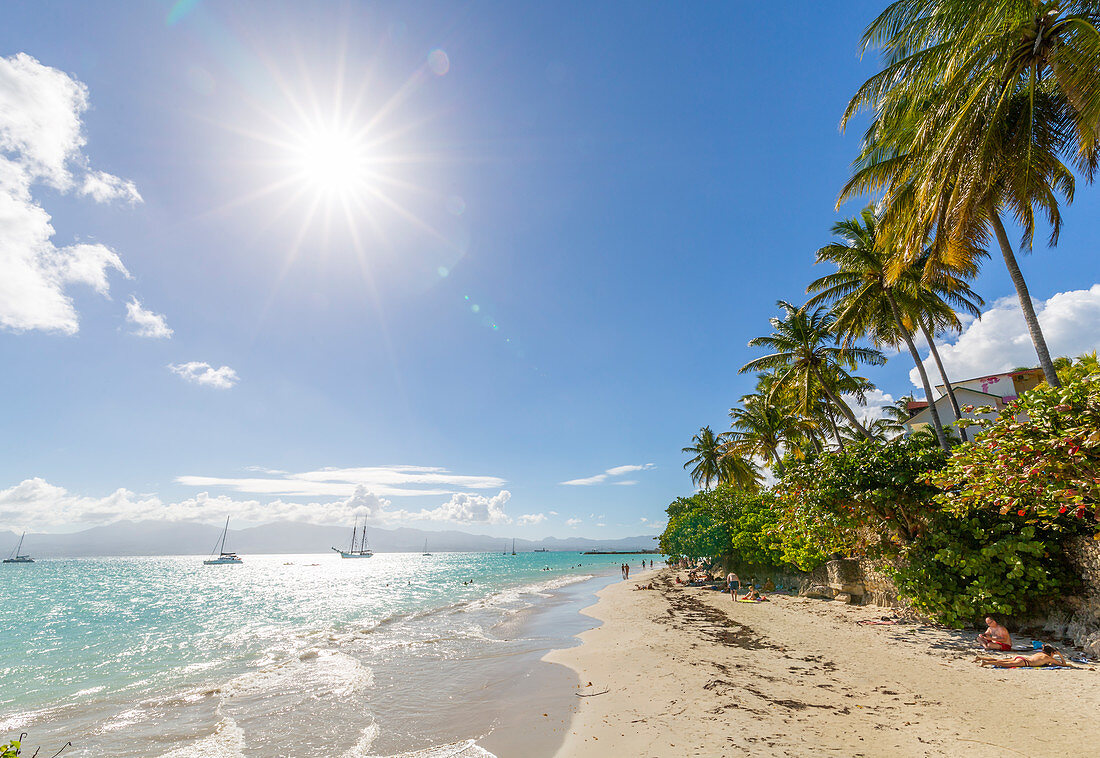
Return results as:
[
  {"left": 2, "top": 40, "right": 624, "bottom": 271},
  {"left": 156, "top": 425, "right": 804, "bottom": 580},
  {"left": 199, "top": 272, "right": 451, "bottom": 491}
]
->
[
  {"left": 798, "top": 558, "right": 901, "bottom": 607},
  {"left": 1051, "top": 535, "right": 1100, "bottom": 656}
]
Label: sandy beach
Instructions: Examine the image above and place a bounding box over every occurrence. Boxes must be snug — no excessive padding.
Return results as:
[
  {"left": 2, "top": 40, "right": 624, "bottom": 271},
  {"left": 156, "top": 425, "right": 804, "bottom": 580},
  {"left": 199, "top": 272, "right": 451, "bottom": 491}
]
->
[{"left": 545, "top": 569, "right": 1099, "bottom": 758}]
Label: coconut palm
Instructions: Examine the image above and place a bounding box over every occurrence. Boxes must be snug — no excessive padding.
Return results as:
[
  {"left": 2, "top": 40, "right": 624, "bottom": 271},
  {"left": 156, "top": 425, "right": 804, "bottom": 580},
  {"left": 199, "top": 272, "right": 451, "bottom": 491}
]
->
[
  {"left": 740, "top": 301, "right": 886, "bottom": 441},
  {"left": 682, "top": 426, "right": 725, "bottom": 489},
  {"left": 806, "top": 208, "right": 951, "bottom": 450},
  {"left": 717, "top": 451, "right": 764, "bottom": 492},
  {"left": 842, "top": 0, "right": 1100, "bottom": 387},
  {"left": 727, "top": 392, "right": 818, "bottom": 472}
]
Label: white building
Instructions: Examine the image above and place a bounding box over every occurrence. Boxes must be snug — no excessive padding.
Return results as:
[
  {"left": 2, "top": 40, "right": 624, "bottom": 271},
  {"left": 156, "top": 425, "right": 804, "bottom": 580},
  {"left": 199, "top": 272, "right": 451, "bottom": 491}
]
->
[{"left": 904, "top": 368, "right": 1044, "bottom": 434}]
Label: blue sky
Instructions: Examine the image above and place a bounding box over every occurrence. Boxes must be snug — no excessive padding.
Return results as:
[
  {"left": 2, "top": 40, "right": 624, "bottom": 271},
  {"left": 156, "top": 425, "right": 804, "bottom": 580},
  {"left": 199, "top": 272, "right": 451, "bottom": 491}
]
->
[{"left": 2, "top": 1, "right": 1098, "bottom": 537}]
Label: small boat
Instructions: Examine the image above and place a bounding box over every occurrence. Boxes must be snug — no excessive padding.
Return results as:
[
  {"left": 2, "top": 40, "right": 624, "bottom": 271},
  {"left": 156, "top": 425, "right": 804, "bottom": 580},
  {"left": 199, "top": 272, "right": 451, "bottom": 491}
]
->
[
  {"left": 511, "top": 538, "right": 516, "bottom": 556},
  {"left": 204, "top": 517, "right": 243, "bottom": 565},
  {"left": 533, "top": 548, "right": 549, "bottom": 553},
  {"left": 333, "top": 517, "right": 373, "bottom": 558},
  {"left": 422, "top": 539, "right": 431, "bottom": 557},
  {"left": 3, "top": 532, "right": 34, "bottom": 564}
]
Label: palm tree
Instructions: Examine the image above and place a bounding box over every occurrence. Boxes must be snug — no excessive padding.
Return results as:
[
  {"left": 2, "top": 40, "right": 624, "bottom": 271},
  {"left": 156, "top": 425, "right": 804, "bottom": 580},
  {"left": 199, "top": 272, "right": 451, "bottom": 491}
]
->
[
  {"left": 727, "top": 392, "right": 817, "bottom": 473},
  {"left": 740, "top": 301, "right": 886, "bottom": 441},
  {"left": 717, "top": 451, "right": 764, "bottom": 492},
  {"left": 807, "top": 208, "right": 951, "bottom": 450},
  {"left": 682, "top": 426, "right": 725, "bottom": 489},
  {"left": 841, "top": 1, "right": 1100, "bottom": 387}
]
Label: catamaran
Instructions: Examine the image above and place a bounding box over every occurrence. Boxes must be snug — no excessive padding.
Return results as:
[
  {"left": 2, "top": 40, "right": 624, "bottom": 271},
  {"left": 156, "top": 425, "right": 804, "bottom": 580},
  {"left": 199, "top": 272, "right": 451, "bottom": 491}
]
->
[
  {"left": 422, "top": 539, "right": 431, "bottom": 556},
  {"left": 333, "top": 517, "right": 373, "bottom": 558},
  {"left": 204, "top": 517, "right": 243, "bottom": 565},
  {"left": 3, "top": 532, "right": 34, "bottom": 564}
]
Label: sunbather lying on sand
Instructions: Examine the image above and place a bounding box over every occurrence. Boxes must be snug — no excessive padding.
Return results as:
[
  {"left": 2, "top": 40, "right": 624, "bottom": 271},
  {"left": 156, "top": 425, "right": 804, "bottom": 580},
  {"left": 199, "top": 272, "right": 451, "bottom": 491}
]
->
[
  {"left": 976, "top": 645, "right": 1069, "bottom": 668},
  {"left": 977, "top": 615, "right": 1012, "bottom": 651}
]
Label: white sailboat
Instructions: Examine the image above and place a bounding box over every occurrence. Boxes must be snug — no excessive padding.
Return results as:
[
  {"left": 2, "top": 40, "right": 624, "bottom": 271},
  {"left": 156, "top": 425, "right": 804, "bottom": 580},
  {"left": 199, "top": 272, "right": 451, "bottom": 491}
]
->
[
  {"left": 511, "top": 538, "right": 516, "bottom": 556},
  {"left": 333, "top": 517, "right": 373, "bottom": 558},
  {"left": 204, "top": 517, "right": 243, "bottom": 565},
  {"left": 3, "top": 532, "right": 34, "bottom": 564},
  {"left": 422, "top": 538, "right": 431, "bottom": 556}
]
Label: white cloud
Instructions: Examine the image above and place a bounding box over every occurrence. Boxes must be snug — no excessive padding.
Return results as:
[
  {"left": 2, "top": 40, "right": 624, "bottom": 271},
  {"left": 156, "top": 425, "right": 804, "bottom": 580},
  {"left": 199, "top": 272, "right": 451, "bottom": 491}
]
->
[
  {"left": 566, "top": 518, "right": 582, "bottom": 527},
  {"left": 125, "top": 296, "right": 172, "bottom": 338},
  {"left": 80, "top": 170, "right": 142, "bottom": 204},
  {"left": 176, "top": 465, "right": 506, "bottom": 499},
  {"left": 561, "top": 463, "right": 654, "bottom": 486},
  {"left": 517, "top": 513, "right": 547, "bottom": 525},
  {"left": 548, "top": 510, "right": 559, "bottom": 516},
  {"left": 0, "top": 478, "right": 518, "bottom": 530},
  {"left": 611, "top": 480, "right": 638, "bottom": 486},
  {"left": 910, "top": 286, "right": 1100, "bottom": 389},
  {"left": 595, "top": 523, "right": 606, "bottom": 527},
  {"left": 169, "top": 361, "right": 239, "bottom": 389},
  {"left": 841, "top": 387, "right": 897, "bottom": 426},
  {"left": 0, "top": 53, "right": 140, "bottom": 334}
]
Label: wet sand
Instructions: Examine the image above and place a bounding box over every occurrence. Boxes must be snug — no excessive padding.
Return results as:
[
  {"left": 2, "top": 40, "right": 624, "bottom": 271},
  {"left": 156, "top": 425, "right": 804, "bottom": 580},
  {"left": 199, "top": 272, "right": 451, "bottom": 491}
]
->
[{"left": 545, "top": 569, "right": 1100, "bottom": 757}]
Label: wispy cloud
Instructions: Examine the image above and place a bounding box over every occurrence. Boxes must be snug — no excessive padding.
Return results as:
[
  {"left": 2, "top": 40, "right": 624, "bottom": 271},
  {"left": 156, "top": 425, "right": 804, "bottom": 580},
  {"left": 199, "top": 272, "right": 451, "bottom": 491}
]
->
[
  {"left": 566, "top": 518, "right": 582, "bottom": 527},
  {"left": 169, "top": 361, "right": 239, "bottom": 389},
  {"left": 125, "top": 296, "right": 172, "bottom": 338},
  {"left": 517, "top": 513, "right": 546, "bottom": 525},
  {"left": 176, "top": 465, "right": 507, "bottom": 499},
  {"left": 560, "top": 463, "right": 654, "bottom": 486}
]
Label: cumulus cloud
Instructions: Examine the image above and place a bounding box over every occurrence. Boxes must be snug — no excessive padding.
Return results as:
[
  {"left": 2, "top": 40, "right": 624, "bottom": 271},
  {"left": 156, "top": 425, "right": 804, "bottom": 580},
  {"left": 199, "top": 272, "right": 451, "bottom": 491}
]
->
[
  {"left": 841, "top": 387, "right": 897, "bottom": 426},
  {"left": 0, "top": 53, "right": 141, "bottom": 334},
  {"left": 561, "top": 463, "right": 655, "bottom": 486},
  {"left": 169, "top": 361, "right": 239, "bottom": 389},
  {"left": 125, "top": 296, "right": 172, "bottom": 338},
  {"left": 0, "top": 478, "right": 518, "bottom": 531},
  {"left": 176, "top": 465, "right": 506, "bottom": 499},
  {"left": 910, "top": 286, "right": 1100, "bottom": 389},
  {"left": 517, "top": 513, "right": 547, "bottom": 525},
  {"left": 566, "top": 518, "right": 582, "bottom": 527}
]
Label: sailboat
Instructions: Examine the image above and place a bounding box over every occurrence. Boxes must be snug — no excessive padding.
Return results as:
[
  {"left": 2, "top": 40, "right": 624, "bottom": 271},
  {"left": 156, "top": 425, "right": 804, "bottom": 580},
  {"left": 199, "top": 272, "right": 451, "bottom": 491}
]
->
[
  {"left": 422, "top": 538, "right": 431, "bottom": 557},
  {"left": 511, "top": 538, "right": 516, "bottom": 556},
  {"left": 203, "top": 517, "right": 243, "bottom": 565},
  {"left": 332, "top": 517, "right": 373, "bottom": 558},
  {"left": 3, "top": 532, "right": 34, "bottom": 564}
]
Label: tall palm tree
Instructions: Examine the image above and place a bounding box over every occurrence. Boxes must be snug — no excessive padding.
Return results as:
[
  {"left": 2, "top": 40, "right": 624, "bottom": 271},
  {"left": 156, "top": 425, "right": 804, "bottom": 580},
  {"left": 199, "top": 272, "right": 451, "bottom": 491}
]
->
[
  {"left": 717, "top": 451, "right": 764, "bottom": 492},
  {"left": 807, "top": 208, "right": 951, "bottom": 450},
  {"left": 682, "top": 426, "right": 725, "bottom": 489},
  {"left": 740, "top": 301, "right": 886, "bottom": 441},
  {"left": 727, "top": 392, "right": 817, "bottom": 473},
  {"left": 842, "top": 0, "right": 1100, "bottom": 387}
]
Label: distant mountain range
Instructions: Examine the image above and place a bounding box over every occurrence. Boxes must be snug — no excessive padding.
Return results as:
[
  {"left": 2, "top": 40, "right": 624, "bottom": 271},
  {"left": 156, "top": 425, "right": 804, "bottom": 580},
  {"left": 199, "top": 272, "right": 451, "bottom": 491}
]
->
[{"left": 0, "top": 521, "right": 659, "bottom": 558}]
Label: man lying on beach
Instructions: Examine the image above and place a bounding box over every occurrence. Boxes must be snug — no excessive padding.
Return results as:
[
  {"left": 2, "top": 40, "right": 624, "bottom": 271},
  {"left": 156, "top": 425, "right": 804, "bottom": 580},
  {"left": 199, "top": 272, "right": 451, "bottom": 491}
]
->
[
  {"left": 977, "top": 616, "right": 1012, "bottom": 651},
  {"left": 976, "top": 645, "right": 1069, "bottom": 668}
]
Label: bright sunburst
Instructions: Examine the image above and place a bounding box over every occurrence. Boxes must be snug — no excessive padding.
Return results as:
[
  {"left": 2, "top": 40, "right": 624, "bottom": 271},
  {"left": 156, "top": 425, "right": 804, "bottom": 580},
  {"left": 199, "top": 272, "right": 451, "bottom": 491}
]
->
[{"left": 291, "top": 122, "right": 372, "bottom": 199}]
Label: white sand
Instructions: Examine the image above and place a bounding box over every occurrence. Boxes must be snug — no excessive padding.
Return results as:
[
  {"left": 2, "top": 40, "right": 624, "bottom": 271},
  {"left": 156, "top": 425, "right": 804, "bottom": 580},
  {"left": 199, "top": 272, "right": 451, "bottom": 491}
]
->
[{"left": 545, "top": 570, "right": 1099, "bottom": 757}]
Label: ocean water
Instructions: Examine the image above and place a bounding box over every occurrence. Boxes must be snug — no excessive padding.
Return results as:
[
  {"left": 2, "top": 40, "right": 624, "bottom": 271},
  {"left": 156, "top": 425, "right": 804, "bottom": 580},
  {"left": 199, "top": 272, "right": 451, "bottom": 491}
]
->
[{"left": 0, "top": 551, "right": 656, "bottom": 757}]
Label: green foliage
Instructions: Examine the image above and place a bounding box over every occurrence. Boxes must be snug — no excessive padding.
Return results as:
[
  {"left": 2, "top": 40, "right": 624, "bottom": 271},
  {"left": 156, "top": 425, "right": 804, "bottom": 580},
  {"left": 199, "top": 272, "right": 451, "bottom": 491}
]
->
[
  {"left": 775, "top": 435, "right": 949, "bottom": 554},
  {"left": 0, "top": 741, "right": 18, "bottom": 758},
  {"left": 890, "top": 512, "right": 1074, "bottom": 627},
  {"left": 932, "top": 375, "right": 1100, "bottom": 530},
  {"left": 659, "top": 486, "right": 815, "bottom": 569}
]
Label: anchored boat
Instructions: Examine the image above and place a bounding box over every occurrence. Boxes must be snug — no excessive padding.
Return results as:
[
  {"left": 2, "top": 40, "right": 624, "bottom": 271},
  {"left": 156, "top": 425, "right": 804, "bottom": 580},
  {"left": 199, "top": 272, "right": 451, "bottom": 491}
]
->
[
  {"left": 204, "top": 517, "right": 243, "bottom": 565},
  {"left": 3, "top": 532, "right": 34, "bottom": 564},
  {"left": 333, "top": 517, "right": 373, "bottom": 558}
]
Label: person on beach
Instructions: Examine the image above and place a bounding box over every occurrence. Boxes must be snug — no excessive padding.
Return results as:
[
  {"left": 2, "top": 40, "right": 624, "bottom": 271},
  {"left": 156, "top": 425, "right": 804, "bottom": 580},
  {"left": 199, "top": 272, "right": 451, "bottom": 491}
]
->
[
  {"left": 977, "top": 616, "right": 1012, "bottom": 651},
  {"left": 726, "top": 571, "right": 740, "bottom": 599},
  {"left": 741, "top": 585, "right": 766, "bottom": 601},
  {"left": 976, "top": 645, "right": 1069, "bottom": 668},
  {"left": 625, "top": 563, "right": 630, "bottom": 579}
]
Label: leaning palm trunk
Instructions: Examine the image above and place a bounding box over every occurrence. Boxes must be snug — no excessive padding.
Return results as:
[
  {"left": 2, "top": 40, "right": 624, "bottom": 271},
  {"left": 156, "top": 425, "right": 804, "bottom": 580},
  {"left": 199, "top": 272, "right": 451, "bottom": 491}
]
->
[
  {"left": 988, "top": 208, "right": 1061, "bottom": 388},
  {"left": 812, "top": 369, "right": 873, "bottom": 441},
  {"left": 916, "top": 315, "right": 968, "bottom": 443},
  {"left": 886, "top": 292, "right": 949, "bottom": 451}
]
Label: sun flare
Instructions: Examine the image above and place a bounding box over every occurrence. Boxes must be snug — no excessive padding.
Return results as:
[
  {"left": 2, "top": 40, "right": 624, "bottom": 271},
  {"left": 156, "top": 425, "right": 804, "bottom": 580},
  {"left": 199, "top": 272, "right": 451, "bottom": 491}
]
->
[{"left": 292, "top": 123, "right": 372, "bottom": 198}]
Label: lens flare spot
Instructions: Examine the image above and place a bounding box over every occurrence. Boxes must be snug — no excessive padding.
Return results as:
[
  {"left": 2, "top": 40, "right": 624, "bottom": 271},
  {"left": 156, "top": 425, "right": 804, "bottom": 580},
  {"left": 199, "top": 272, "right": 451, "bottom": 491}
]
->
[
  {"left": 428, "top": 49, "right": 450, "bottom": 76},
  {"left": 437, "top": 266, "right": 449, "bottom": 277},
  {"left": 471, "top": 304, "right": 480, "bottom": 313},
  {"left": 445, "top": 195, "right": 466, "bottom": 216}
]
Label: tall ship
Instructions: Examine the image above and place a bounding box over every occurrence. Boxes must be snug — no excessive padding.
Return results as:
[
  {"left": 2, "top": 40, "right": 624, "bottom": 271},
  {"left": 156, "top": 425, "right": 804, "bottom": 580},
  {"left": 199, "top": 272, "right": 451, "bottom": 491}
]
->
[
  {"left": 204, "top": 517, "right": 243, "bottom": 565},
  {"left": 333, "top": 517, "right": 373, "bottom": 558},
  {"left": 3, "top": 532, "right": 34, "bottom": 564}
]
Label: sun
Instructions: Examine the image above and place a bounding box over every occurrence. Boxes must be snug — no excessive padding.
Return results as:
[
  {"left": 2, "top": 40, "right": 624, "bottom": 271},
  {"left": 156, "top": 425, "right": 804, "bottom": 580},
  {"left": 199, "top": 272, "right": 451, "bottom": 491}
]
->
[{"left": 291, "top": 122, "right": 372, "bottom": 199}]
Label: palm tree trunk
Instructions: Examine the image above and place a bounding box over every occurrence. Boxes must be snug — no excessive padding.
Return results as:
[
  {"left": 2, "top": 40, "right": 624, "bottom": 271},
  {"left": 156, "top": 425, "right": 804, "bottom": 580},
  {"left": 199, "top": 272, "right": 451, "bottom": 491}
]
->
[
  {"left": 826, "top": 410, "right": 845, "bottom": 450},
  {"left": 813, "top": 368, "right": 873, "bottom": 441},
  {"left": 916, "top": 314, "right": 968, "bottom": 443},
  {"left": 988, "top": 208, "right": 1061, "bottom": 387},
  {"left": 886, "top": 292, "right": 949, "bottom": 451}
]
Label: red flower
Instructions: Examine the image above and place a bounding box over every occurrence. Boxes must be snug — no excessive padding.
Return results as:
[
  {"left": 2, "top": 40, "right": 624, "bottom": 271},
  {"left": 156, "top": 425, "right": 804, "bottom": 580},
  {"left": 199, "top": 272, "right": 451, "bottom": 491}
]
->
[{"left": 1017, "top": 509, "right": 1026, "bottom": 517}]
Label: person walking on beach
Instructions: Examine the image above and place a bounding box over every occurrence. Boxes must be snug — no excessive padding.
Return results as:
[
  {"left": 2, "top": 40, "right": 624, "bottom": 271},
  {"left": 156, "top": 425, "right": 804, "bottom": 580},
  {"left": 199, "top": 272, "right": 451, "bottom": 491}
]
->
[
  {"left": 625, "top": 563, "right": 630, "bottom": 579},
  {"left": 727, "top": 570, "right": 740, "bottom": 599}
]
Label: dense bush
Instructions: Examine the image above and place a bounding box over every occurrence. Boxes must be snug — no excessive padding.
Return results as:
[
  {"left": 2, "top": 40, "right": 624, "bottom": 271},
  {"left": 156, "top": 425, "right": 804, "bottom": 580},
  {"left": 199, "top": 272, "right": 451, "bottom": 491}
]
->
[
  {"left": 933, "top": 374, "right": 1100, "bottom": 531},
  {"left": 774, "top": 435, "right": 949, "bottom": 556},
  {"left": 659, "top": 486, "right": 821, "bottom": 569},
  {"left": 890, "top": 512, "right": 1074, "bottom": 626}
]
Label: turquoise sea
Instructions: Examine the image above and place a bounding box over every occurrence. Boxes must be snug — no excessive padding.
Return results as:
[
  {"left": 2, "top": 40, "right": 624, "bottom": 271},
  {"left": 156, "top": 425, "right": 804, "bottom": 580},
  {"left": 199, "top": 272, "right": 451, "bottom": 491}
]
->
[{"left": 0, "top": 552, "right": 657, "bottom": 757}]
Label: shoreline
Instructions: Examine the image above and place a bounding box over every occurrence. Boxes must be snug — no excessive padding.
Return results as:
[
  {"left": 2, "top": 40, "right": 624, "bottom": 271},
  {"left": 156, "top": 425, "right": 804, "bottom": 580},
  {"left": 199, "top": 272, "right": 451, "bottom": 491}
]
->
[{"left": 544, "top": 569, "right": 1100, "bottom": 757}]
